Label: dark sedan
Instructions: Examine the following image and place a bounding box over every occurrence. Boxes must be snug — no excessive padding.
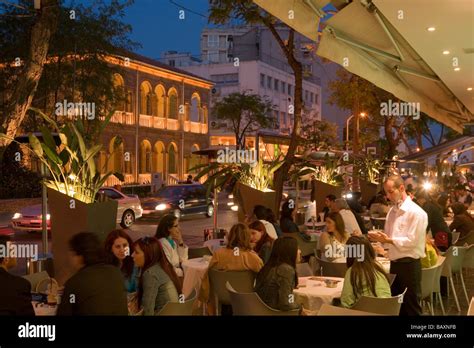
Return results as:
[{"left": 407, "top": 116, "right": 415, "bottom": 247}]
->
[{"left": 141, "top": 184, "right": 214, "bottom": 219}]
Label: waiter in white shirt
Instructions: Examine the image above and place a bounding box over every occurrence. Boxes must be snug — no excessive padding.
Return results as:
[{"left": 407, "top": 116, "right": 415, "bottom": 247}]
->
[{"left": 369, "top": 175, "right": 427, "bottom": 316}]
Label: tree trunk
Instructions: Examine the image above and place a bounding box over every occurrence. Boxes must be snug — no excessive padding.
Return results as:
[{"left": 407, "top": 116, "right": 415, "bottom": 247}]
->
[{"left": 0, "top": 0, "right": 59, "bottom": 150}]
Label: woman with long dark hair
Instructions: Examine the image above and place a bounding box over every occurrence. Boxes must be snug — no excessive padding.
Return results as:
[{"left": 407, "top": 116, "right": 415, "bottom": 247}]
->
[
  {"left": 254, "top": 237, "right": 300, "bottom": 311},
  {"left": 132, "top": 237, "right": 181, "bottom": 315},
  {"left": 340, "top": 236, "right": 391, "bottom": 308},
  {"left": 280, "top": 200, "right": 300, "bottom": 233},
  {"left": 319, "top": 212, "right": 348, "bottom": 262},
  {"left": 155, "top": 214, "right": 188, "bottom": 277},
  {"left": 249, "top": 220, "right": 273, "bottom": 263},
  {"left": 104, "top": 229, "right": 138, "bottom": 293}
]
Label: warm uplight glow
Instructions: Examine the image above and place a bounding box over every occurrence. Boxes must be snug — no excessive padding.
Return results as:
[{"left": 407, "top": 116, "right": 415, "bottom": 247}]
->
[
  {"left": 454, "top": 67, "right": 461, "bottom": 71},
  {"left": 416, "top": 147, "right": 420, "bottom": 152},
  {"left": 231, "top": 205, "right": 239, "bottom": 212},
  {"left": 228, "top": 194, "right": 234, "bottom": 199},
  {"left": 443, "top": 160, "right": 448, "bottom": 164},
  {"left": 359, "top": 112, "right": 367, "bottom": 117},
  {"left": 427, "top": 27, "right": 436, "bottom": 32},
  {"left": 468, "top": 87, "right": 473, "bottom": 91},
  {"left": 227, "top": 202, "right": 234, "bottom": 206},
  {"left": 423, "top": 182, "right": 433, "bottom": 191},
  {"left": 442, "top": 50, "right": 450, "bottom": 55}
]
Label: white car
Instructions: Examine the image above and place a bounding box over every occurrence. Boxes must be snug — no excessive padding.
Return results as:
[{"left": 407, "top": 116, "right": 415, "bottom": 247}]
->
[{"left": 97, "top": 187, "right": 143, "bottom": 228}]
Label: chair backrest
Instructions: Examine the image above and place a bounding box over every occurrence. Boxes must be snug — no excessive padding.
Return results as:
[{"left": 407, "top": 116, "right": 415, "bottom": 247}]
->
[
  {"left": 208, "top": 269, "right": 256, "bottom": 306},
  {"left": 296, "top": 262, "right": 314, "bottom": 277},
  {"left": 462, "top": 244, "right": 474, "bottom": 269},
  {"left": 22, "top": 271, "right": 50, "bottom": 292},
  {"left": 352, "top": 288, "right": 407, "bottom": 315},
  {"left": 442, "top": 246, "right": 469, "bottom": 276},
  {"left": 451, "top": 232, "right": 461, "bottom": 245},
  {"left": 314, "top": 256, "right": 347, "bottom": 278},
  {"left": 432, "top": 255, "right": 446, "bottom": 293},
  {"left": 468, "top": 297, "right": 474, "bottom": 316},
  {"left": 317, "top": 303, "right": 380, "bottom": 316},
  {"left": 188, "top": 247, "right": 212, "bottom": 259},
  {"left": 225, "top": 282, "right": 299, "bottom": 316},
  {"left": 157, "top": 289, "right": 197, "bottom": 316},
  {"left": 421, "top": 265, "right": 438, "bottom": 299}
]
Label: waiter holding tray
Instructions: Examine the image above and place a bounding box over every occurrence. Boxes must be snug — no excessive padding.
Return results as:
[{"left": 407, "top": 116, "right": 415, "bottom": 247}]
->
[{"left": 369, "top": 175, "right": 427, "bottom": 316}]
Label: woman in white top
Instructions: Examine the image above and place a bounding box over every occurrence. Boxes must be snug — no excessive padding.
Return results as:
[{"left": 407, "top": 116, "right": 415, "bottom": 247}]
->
[
  {"left": 155, "top": 214, "right": 188, "bottom": 277},
  {"left": 319, "top": 212, "right": 349, "bottom": 263},
  {"left": 333, "top": 198, "right": 362, "bottom": 235}
]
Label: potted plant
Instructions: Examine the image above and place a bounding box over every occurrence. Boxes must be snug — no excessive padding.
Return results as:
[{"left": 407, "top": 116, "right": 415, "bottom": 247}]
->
[{"left": 2, "top": 108, "right": 122, "bottom": 284}]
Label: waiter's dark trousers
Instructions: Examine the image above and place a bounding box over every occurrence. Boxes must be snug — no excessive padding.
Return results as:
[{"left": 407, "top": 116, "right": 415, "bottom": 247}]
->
[{"left": 390, "top": 258, "right": 422, "bottom": 316}]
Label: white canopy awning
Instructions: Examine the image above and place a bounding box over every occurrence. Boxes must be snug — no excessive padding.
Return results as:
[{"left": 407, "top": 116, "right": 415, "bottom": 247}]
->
[{"left": 253, "top": 0, "right": 474, "bottom": 133}]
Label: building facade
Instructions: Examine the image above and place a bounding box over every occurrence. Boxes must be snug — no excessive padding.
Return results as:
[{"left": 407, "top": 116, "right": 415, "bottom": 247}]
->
[{"left": 97, "top": 53, "right": 213, "bottom": 186}]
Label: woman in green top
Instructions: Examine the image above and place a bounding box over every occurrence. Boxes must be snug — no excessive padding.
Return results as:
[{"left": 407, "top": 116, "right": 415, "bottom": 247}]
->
[{"left": 340, "top": 236, "right": 391, "bottom": 308}]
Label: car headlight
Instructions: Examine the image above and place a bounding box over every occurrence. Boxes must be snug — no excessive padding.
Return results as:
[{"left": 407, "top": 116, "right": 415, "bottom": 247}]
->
[
  {"left": 155, "top": 203, "right": 168, "bottom": 211},
  {"left": 13, "top": 213, "right": 22, "bottom": 219},
  {"left": 39, "top": 214, "right": 51, "bottom": 220}
]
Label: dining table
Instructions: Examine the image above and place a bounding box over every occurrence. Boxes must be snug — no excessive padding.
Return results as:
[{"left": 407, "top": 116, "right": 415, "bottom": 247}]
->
[
  {"left": 181, "top": 256, "right": 211, "bottom": 298},
  {"left": 293, "top": 276, "right": 344, "bottom": 311}
]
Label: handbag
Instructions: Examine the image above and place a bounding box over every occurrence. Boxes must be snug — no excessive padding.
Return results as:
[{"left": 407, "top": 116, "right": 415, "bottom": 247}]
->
[{"left": 433, "top": 230, "right": 450, "bottom": 250}]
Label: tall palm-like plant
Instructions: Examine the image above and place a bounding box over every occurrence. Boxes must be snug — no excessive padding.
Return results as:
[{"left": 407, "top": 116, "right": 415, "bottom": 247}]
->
[{"left": 1, "top": 108, "right": 122, "bottom": 204}]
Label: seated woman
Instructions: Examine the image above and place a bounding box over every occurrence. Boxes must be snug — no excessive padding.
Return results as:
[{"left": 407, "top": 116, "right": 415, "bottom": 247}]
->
[
  {"left": 254, "top": 237, "right": 301, "bottom": 312},
  {"left": 280, "top": 200, "right": 300, "bottom": 233},
  {"left": 249, "top": 220, "right": 274, "bottom": 263},
  {"left": 450, "top": 202, "right": 474, "bottom": 245},
  {"left": 155, "top": 214, "right": 188, "bottom": 277},
  {"left": 319, "top": 212, "right": 348, "bottom": 263},
  {"left": 266, "top": 208, "right": 283, "bottom": 238},
  {"left": 104, "top": 229, "right": 139, "bottom": 293},
  {"left": 421, "top": 236, "right": 439, "bottom": 268},
  {"left": 132, "top": 237, "right": 181, "bottom": 315},
  {"left": 208, "top": 223, "right": 263, "bottom": 272},
  {"left": 340, "top": 236, "right": 391, "bottom": 309}
]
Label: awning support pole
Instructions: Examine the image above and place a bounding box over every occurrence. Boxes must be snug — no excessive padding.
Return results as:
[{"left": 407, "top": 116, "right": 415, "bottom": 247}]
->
[
  {"left": 395, "top": 65, "right": 440, "bottom": 82},
  {"left": 373, "top": 10, "right": 405, "bottom": 62}
]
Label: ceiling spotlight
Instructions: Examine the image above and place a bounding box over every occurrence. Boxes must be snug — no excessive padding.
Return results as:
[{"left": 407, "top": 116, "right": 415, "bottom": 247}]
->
[
  {"left": 468, "top": 87, "right": 473, "bottom": 91},
  {"left": 427, "top": 27, "right": 436, "bottom": 32},
  {"left": 442, "top": 50, "right": 450, "bottom": 55},
  {"left": 454, "top": 67, "right": 461, "bottom": 71},
  {"left": 423, "top": 182, "right": 433, "bottom": 191}
]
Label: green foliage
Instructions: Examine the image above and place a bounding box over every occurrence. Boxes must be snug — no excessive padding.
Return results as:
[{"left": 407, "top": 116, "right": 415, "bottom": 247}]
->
[
  {"left": 290, "top": 156, "right": 344, "bottom": 186},
  {"left": 0, "top": 143, "right": 42, "bottom": 199},
  {"left": 357, "top": 156, "right": 383, "bottom": 184},
  {"left": 1, "top": 108, "right": 121, "bottom": 204},
  {"left": 300, "top": 119, "right": 340, "bottom": 151},
  {"left": 0, "top": 0, "right": 139, "bottom": 143},
  {"left": 213, "top": 91, "right": 276, "bottom": 149}
]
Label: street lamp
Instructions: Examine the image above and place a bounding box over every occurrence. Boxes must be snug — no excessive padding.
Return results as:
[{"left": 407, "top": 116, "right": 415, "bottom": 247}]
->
[{"left": 345, "top": 112, "right": 367, "bottom": 151}]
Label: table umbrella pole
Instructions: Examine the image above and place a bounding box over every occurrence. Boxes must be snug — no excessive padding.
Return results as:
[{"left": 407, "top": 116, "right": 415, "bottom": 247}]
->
[
  {"left": 213, "top": 178, "right": 218, "bottom": 234},
  {"left": 41, "top": 163, "right": 48, "bottom": 255}
]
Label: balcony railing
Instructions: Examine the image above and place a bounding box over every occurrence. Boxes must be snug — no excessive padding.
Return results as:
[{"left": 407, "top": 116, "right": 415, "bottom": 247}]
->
[
  {"left": 111, "top": 111, "right": 134, "bottom": 125},
  {"left": 138, "top": 173, "right": 152, "bottom": 184},
  {"left": 167, "top": 119, "right": 179, "bottom": 131},
  {"left": 139, "top": 114, "right": 153, "bottom": 128},
  {"left": 190, "top": 122, "right": 201, "bottom": 133},
  {"left": 153, "top": 117, "right": 166, "bottom": 129}
]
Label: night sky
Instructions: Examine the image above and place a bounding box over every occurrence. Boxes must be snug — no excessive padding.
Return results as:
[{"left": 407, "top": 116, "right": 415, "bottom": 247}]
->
[{"left": 123, "top": 0, "right": 210, "bottom": 60}]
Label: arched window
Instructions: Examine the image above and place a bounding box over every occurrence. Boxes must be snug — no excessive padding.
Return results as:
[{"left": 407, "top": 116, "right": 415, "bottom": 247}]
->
[
  {"left": 168, "top": 143, "right": 178, "bottom": 174},
  {"left": 155, "top": 85, "right": 166, "bottom": 118},
  {"left": 140, "top": 140, "right": 152, "bottom": 173},
  {"left": 153, "top": 141, "right": 165, "bottom": 173},
  {"left": 168, "top": 88, "right": 178, "bottom": 119},
  {"left": 140, "top": 82, "right": 152, "bottom": 115},
  {"left": 113, "top": 74, "right": 126, "bottom": 112},
  {"left": 108, "top": 136, "right": 124, "bottom": 173},
  {"left": 190, "top": 93, "right": 200, "bottom": 122}
]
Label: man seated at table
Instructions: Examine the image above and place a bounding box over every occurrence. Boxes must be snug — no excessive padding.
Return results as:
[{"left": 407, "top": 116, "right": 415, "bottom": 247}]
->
[
  {"left": 0, "top": 236, "right": 35, "bottom": 315},
  {"left": 340, "top": 236, "right": 391, "bottom": 309}
]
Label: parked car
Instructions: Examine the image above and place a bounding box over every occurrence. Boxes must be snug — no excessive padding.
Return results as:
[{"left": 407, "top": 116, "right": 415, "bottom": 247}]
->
[
  {"left": 97, "top": 187, "right": 143, "bottom": 228},
  {"left": 141, "top": 184, "right": 214, "bottom": 219},
  {"left": 11, "top": 205, "right": 51, "bottom": 232},
  {"left": 11, "top": 187, "right": 143, "bottom": 232}
]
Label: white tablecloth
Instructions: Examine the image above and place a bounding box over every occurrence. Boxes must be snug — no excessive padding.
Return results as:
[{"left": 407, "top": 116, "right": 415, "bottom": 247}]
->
[
  {"left": 293, "top": 276, "right": 344, "bottom": 311},
  {"left": 203, "top": 239, "right": 225, "bottom": 253},
  {"left": 181, "top": 257, "right": 210, "bottom": 297},
  {"left": 32, "top": 301, "right": 57, "bottom": 316}
]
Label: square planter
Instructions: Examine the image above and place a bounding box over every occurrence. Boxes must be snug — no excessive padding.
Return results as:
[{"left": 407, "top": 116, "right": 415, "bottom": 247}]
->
[
  {"left": 234, "top": 182, "right": 277, "bottom": 222},
  {"left": 359, "top": 179, "right": 378, "bottom": 206},
  {"left": 48, "top": 188, "right": 118, "bottom": 285}
]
